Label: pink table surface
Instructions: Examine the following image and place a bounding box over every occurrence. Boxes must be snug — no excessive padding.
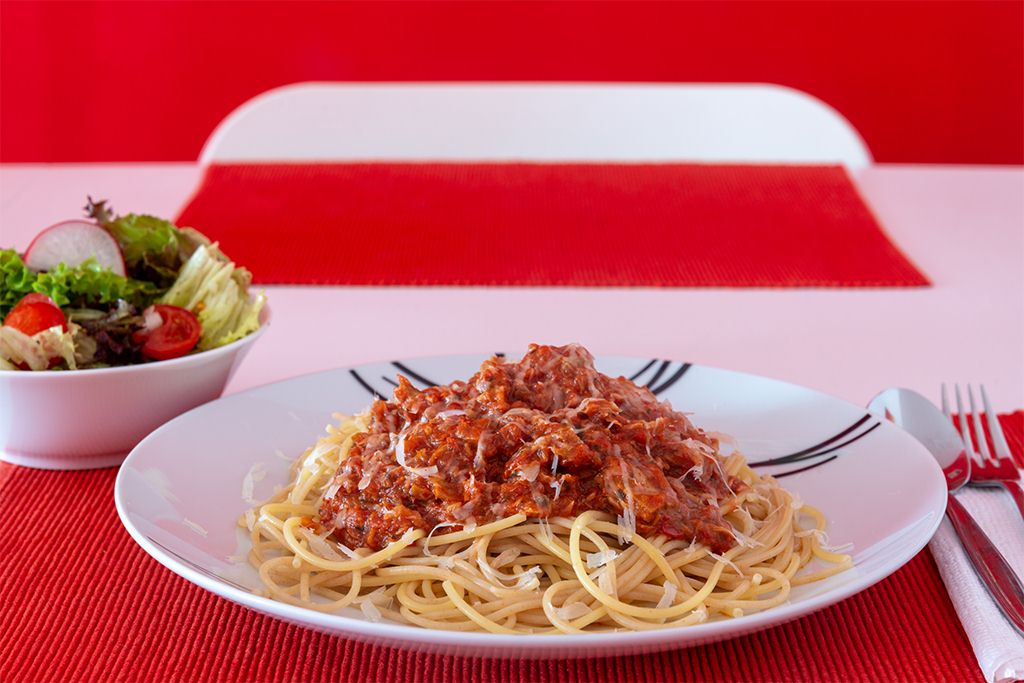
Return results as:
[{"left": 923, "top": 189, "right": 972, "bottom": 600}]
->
[{"left": 0, "top": 163, "right": 1021, "bottom": 411}]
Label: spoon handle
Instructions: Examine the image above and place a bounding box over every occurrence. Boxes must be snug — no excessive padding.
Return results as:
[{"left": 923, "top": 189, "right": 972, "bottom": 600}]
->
[{"left": 945, "top": 492, "right": 1024, "bottom": 636}]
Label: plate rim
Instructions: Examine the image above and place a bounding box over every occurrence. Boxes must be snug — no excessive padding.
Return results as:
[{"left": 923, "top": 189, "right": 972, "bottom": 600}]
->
[{"left": 114, "top": 352, "right": 948, "bottom": 654}]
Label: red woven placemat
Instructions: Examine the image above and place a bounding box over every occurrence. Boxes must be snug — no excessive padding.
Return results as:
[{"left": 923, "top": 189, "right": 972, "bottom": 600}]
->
[
  {"left": 175, "top": 163, "right": 929, "bottom": 288},
  {"left": 4, "top": 414, "right": 1020, "bottom": 682}
]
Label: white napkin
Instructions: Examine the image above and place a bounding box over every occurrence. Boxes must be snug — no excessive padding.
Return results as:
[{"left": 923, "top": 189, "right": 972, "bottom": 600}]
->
[{"left": 929, "top": 486, "right": 1024, "bottom": 682}]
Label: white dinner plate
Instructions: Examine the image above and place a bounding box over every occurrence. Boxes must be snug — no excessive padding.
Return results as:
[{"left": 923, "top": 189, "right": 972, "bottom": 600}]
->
[{"left": 115, "top": 352, "right": 947, "bottom": 658}]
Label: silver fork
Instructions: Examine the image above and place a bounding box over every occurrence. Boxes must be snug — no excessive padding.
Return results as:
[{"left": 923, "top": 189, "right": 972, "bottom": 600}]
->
[{"left": 942, "top": 383, "right": 1024, "bottom": 519}]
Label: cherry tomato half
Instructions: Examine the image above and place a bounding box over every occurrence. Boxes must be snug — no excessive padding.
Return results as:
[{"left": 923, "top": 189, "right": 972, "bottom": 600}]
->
[
  {"left": 139, "top": 305, "right": 201, "bottom": 361},
  {"left": 3, "top": 293, "right": 68, "bottom": 336}
]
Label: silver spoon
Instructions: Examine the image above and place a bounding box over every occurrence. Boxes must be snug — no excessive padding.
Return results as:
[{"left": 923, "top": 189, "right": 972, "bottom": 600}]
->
[{"left": 868, "top": 387, "right": 1024, "bottom": 636}]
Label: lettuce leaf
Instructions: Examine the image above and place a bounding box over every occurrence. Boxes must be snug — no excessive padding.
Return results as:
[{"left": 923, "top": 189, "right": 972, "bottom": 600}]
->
[
  {"left": 34, "top": 260, "right": 163, "bottom": 310},
  {"left": 0, "top": 249, "right": 161, "bottom": 317},
  {"left": 160, "top": 244, "right": 265, "bottom": 350},
  {"left": 1, "top": 249, "right": 35, "bottom": 317},
  {"left": 86, "top": 197, "right": 209, "bottom": 287}
]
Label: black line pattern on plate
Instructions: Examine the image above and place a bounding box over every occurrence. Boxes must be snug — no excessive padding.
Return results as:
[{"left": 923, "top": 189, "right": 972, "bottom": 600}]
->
[
  {"left": 650, "top": 363, "right": 692, "bottom": 395},
  {"left": 626, "top": 359, "right": 691, "bottom": 395},
  {"left": 746, "top": 415, "right": 875, "bottom": 466},
  {"left": 773, "top": 455, "right": 839, "bottom": 479},
  {"left": 381, "top": 376, "right": 399, "bottom": 387},
  {"left": 147, "top": 536, "right": 252, "bottom": 593},
  {"left": 747, "top": 414, "right": 880, "bottom": 477},
  {"left": 391, "top": 361, "right": 439, "bottom": 389},
  {"left": 350, "top": 369, "right": 385, "bottom": 400},
  {"left": 644, "top": 360, "right": 671, "bottom": 390},
  {"left": 628, "top": 359, "right": 657, "bottom": 382}
]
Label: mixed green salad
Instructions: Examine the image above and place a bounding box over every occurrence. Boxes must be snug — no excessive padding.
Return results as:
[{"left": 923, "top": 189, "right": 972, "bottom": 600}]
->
[{"left": 0, "top": 198, "right": 265, "bottom": 371}]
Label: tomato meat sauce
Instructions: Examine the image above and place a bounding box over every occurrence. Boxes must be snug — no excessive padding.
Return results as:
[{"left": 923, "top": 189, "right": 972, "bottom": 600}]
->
[{"left": 319, "top": 344, "right": 743, "bottom": 553}]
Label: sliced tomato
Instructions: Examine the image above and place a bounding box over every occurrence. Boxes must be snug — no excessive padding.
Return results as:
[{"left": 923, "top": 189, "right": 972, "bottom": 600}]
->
[
  {"left": 3, "top": 292, "right": 68, "bottom": 336},
  {"left": 140, "top": 304, "right": 201, "bottom": 361}
]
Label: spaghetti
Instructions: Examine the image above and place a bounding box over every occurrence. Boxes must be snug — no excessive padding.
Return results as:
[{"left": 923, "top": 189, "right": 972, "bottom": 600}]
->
[{"left": 242, "top": 345, "right": 851, "bottom": 633}]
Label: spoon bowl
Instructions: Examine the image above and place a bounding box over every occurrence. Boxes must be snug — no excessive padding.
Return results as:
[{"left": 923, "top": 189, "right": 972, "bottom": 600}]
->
[{"left": 868, "top": 387, "right": 970, "bottom": 491}]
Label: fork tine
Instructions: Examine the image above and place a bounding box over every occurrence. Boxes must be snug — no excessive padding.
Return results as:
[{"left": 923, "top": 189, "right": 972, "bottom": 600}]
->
[
  {"left": 955, "top": 384, "right": 981, "bottom": 464},
  {"left": 967, "top": 384, "right": 993, "bottom": 462},
  {"left": 980, "top": 384, "right": 1013, "bottom": 458},
  {"left": 941, "top": 383, "right": 951, "bottom": 416}
]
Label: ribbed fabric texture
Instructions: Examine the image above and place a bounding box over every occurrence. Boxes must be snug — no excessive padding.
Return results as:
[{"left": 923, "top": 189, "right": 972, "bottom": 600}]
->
[
  {"left": 175, "top": 163, "right": 929, "bottom": 288},
  {"left": 5, "top": 415, "right": 1018, "bottom": 681}
]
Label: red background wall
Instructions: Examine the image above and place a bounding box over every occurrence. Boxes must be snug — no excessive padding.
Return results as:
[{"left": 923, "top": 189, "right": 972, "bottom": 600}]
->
[{"left": 1, "top": 1, "right": 1021, "bottom": 165}]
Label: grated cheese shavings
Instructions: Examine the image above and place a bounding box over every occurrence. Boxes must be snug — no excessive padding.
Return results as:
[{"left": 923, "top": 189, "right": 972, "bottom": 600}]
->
[
  {"left": 797, "top": 528, "right": 854, "bottom": 554},
  {"left": 794, "top": 528, "right": 851, "bottom": 557},
  {"left": 681, "top": 462, "right": 704, "bottom": 481},
  {"left": 512, "top": 566, "right": 542, "bottom": 590},
  {"left": 586, "top": 549, "right": 619, "bottom": 569},
  {"left": 394, "top": 432, "right": 408, "bottom": 467},
  {"left": 360, "top": 599, "right": 382, "bottom": 623},
  {"left": 656, "top": 581, "right": 677, "bottom": 609},
  {"left": 303, "top": 532, "right": 337, "bottom": 559},
  {"left": 183, "top": 518, "right": 208, "bottom": 537},
  {"left": 241, "top": 462, "right": 267, "bottom": 504},
  {"left": 302, "top": 442, "right": 337, "bottom": 470},
  {"left": 520, "top": 463, "right": 540, "bottom": 482},
  {"left": 357, "top": 459, "right": 381, "bottom": 491},
  {"left": 790, "top": 493, "right": 804, "bottom": 512},
  {"left": 681, "top": 438, "right": 715, "bottom": 456},
  {"left": 492, "top": 548, "right": 521, "bottom": 568},
  {"left": 422, "top": 522, "right": 461, "bottom": 569},
  {"left": 617, "top": 459, "right": 637, "bottom": 544},
  {"left": 707, "top": 551, "right": 743, "bottom": 576},
  {"left": 474, "top": 431, "right": 491, "bottom": 470},
  {"left": 393, "top": 431, "right": 438, "bottom": 478},
  {"left": 554, "top": 602, "right": 590, "bottom": 621},
  {"left": 616, "top": 507, "right": 636, "bottom": 544},
  {"left": 710, "top": 455, "right": 736, "bottom": 497},
  {"left": 594, "top": 567, "right": 616, "bottom": 597},
  {"left": 453, "top": 500, "right": 477, "bottom": 521},
  {"left": 728, "top": 526, "right": 763, "bottom": 549}
]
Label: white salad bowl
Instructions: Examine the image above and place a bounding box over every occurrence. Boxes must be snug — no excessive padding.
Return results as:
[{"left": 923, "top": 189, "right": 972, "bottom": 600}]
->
[{"left": 0, "top": 306, "right": 270, "bottom": 470}]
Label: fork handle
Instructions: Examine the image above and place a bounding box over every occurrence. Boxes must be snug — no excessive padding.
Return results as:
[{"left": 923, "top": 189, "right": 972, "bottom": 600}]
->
[{"left": 946, "top": 492, "right": 1024, "bottom": 636}]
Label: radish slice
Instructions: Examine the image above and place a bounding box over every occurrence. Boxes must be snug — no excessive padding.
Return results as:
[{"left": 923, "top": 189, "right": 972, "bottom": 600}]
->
[{"left": 24, "top": 220, "right": 126, "bottom": 276}]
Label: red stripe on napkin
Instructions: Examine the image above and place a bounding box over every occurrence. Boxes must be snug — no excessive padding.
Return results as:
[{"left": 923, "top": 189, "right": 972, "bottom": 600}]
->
[
  {"left": 175, "top": 163, "right": 929, "bottom": 288},
  {"left": 5, "top": 415, "right": 1018, "bottom": 682}
]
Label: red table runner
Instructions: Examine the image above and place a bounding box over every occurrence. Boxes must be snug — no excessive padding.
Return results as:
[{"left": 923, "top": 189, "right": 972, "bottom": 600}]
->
[
  {"left": 4, "top": 413, "right": 1021, "bottom": 682},
  {"left": 176, "top": 163, "right": 929, "bottom": 288}
]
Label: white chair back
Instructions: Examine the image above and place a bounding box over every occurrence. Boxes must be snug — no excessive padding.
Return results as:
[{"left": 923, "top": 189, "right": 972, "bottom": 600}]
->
[{"left": 200, "top": 82, "right": 872, "bottom": 169}]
